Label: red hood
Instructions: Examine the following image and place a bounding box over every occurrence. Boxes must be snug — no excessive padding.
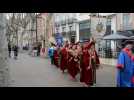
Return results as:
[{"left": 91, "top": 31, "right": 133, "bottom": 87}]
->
[{"left": 122, "top": 47, "right": 132, "bottom": 58}]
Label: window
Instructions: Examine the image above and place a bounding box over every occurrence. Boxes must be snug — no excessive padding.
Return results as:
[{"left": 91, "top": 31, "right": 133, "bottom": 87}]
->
[
  {"left": 79, "top": 21, "right": 90, "bottom": 30},
  {"left": 69, "top": 26, "right": 72, "bottom": 31},
  {"left": 123, "top": 13, "right": 130, "bottom": 26},
  {"left": 106, "top": 18, "right": 111, "bottom": 26},
  {"left": 62, "top": 27, "right": 66, "bottom": 32}
]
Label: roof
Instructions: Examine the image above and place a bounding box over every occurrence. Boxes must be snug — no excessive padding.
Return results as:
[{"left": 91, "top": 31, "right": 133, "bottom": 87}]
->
[
  {"left": 118, "top": 30, "right": 134, "bottom": 37},
  {"left": 129, "top": 36, "right": 134, "bottom": 39},
  {"left": 103, "top": 33, "right": 129, "bottom": 40}
]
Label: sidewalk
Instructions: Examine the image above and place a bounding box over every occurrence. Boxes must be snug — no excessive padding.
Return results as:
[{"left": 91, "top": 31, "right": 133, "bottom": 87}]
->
[{"left": 100, "top": 58, "right": 117, "bottom": 66}]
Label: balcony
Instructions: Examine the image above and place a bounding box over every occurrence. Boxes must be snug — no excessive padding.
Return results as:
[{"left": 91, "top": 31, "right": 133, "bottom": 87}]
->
[{"left": 120, "top": 24, "right": 134, "bottom": 31}]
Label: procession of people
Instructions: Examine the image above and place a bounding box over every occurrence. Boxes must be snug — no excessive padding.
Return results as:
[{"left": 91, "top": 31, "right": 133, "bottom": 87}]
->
[{"left": 48, "top": 37, "right": 100, "bottom": 87}]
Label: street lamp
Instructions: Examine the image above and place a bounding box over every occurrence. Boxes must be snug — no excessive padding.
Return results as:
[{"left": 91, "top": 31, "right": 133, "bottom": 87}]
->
[
  {"left": 35, "top": 13, "right": 38, "bottom": 44},
  {"left": 89, "top": 13, "right": 93, "bottom": 39}
]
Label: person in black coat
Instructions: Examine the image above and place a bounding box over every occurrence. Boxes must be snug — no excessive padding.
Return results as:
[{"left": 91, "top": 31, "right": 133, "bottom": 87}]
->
[
  {"left": 37, "top": 44, "right": 41, "bottom": 56},
  {"left": 8, "top": 42, "right": 11, "bottom": 58},
  {"left": 13, "top": 45, "right": 18, "bottom": 59}
]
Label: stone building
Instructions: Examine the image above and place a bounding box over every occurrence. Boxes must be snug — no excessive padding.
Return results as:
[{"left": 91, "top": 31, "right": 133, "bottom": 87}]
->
[
  {"left": 54, "top": 13, "right": 78, "bottom": 43},
  {"left": 54, "top": 13, "right": 91, "bottom": 43},
  {"left": 37, "top": 13, "right": 54, "bottom": 57},
  {"left": 116, "top": 13, "right": 134, "bottom": 31},
  {"left": 37, "top": 13, "right": 47, "bottom": 48},
  {"left": 90, "top": 14, "right": 107, "bottom": 53}
]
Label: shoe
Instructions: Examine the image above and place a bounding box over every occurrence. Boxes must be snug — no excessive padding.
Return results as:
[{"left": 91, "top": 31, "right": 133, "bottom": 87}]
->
[
  {"left": 91, "top": 83, "right": 97, "bottom": 87},
  {"left": 70, "top": 76, "right": 75, "bottom": 81},
  {"left": 83, "top": 84, "right": 90, "bottom": 87}
]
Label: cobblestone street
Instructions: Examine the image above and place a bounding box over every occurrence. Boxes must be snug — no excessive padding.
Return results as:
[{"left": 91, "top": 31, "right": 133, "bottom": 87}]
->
[{"left": 9, "top": 53, "right": 116, "bottom": 87}]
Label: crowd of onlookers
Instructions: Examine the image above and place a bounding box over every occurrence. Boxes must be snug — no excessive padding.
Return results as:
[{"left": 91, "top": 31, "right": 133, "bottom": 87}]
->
[{"left": 8, "top": 42, "right": 42, "bottom": 59}]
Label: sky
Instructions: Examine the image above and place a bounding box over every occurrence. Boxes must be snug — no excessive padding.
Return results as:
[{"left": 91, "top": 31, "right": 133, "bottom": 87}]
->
[
  {"left": 6, "top": 13, "right": 116, "bottom": 20},
  {"left": 99, "top": 13, "right": 115, "bottom": 16}
]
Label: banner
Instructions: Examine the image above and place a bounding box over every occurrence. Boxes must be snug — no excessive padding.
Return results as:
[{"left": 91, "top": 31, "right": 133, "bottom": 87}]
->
[{"left": 55, "top": 33, "right": 63, "bottom": 47}]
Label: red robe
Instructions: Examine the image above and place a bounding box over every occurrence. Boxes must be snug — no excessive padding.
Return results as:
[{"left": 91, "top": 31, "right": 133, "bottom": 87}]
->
[
  {"left": 80, "top": 49, "right": 93, "bottom": 85},
  {"left": 90, "top": 50, "right": 100, "bottom": 84},
  {"left": 53, "top": 49, "right": 59, "bottom": 68},
  {"left": 67, "top": 52, "right": 80, "bottom": 78},
  {"left": 80, "top": 48, "right": 100, "bottom": 86},
  {"left": 60, "top": 47, "right": 68, "bottom": 72}
]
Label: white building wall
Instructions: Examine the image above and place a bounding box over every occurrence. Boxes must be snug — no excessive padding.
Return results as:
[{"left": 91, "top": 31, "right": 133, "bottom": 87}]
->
[{"left": 111, "top": 15, "right": 117, "bottom": 33}]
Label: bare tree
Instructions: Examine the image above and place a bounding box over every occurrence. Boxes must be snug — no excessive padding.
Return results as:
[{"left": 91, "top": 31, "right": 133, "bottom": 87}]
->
[{"left": 6, "top": 13, "right": 33, "bottom": 49}]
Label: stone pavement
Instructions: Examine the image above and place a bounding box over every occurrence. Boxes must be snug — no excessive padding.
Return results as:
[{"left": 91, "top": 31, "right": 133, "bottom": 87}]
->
[{"left": 8, "top": 53, "right": 116, "bottom": 87}]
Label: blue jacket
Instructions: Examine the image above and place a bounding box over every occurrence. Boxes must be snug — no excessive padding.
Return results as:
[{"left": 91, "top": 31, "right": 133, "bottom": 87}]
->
[
  {"left": 48, "top": 47, "right": 54, "bottom": 57},
  {"left": 117, "top": 48, "right": 134, "bottom": 87}
]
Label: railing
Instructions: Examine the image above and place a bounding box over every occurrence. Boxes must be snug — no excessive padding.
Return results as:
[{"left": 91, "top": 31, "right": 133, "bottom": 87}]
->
[{"left": 98, "top": 48, "right": 120, "bottom": 58}]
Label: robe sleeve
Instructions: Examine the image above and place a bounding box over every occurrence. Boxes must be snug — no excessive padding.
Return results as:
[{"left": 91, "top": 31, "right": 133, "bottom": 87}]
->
[{"left": 117, "top": 52, "right": 125, "bottom": 69}]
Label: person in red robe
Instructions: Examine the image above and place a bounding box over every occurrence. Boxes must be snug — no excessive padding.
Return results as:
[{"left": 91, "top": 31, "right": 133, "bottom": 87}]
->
[
  {"left": 67, "top": 44, "right": 80, "bottom": 80},
  {"left": 53, "top": 46, "right": 60, "bottom": 68},
  {"left": 60, "top": 44, "right": 69, "bottom": 73},
  {"left": 89, "top": 42, "right": 100, "bottom": 85},
  {"left": 80, "top": 43, "right": 93, "bottom": 86},
  {"left": 80, "top": 40, "right": 100, "bottom": 87}
]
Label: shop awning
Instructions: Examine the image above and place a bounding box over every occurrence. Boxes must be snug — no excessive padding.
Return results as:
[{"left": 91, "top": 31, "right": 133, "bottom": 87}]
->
[
  {"left": 129, "top": 36, "right": 134, "bottom": 39},
  {"left": 103, "top": 33, "right": 129, "bottom": 40},
  {"left": 118, "top": 30, "right": 134, "bottom": 37}
]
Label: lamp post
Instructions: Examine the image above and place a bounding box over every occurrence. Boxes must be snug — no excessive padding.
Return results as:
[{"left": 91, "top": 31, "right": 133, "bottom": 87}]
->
[
  {"left": 35, "top": 13, "right": 38, "bottom": 44},
  {"left": 89, "top": 13, "right": 93, "bottom": 39}
]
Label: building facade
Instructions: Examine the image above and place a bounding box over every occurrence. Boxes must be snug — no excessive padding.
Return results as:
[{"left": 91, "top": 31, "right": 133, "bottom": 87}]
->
[
  {"left": 79, "top": 20, "right": 90, "bottom": 41},
  {"left": 100, "top": 14, "right": 117, "bottom": 58},
  {"left": 37, "top": 13, "right": 54, "bottom": 57},
  {"left": 54, "top": 13, "right": 79, "bottom": 43},
  {"left": 54, "top": 13, "right": 91, "bottom": 43},
  {"left": 90, "top": 14, "right": 107, "bottom": 53},
  {"left": 117, "top": 13, "right": 134, "bottom": 31},
  {"left": 37, "top": 13, "right": 47, "bottom": 48}
]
